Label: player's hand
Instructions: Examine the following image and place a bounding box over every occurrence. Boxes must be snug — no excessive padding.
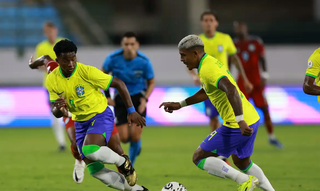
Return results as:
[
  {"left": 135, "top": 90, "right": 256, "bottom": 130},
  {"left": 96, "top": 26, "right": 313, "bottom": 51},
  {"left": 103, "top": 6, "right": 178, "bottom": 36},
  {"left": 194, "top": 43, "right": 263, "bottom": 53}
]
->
[
  {"left": 128, "top": 112, "right": 146, "bottom": 128},
  {"left": 238, "top": 120, "right": 253, "bottom": 136},
  {"left": 159, "top": 102, "right": 181, "bottom": 113},
  {"left": 192, "top": 75, "right": 201, "bottom": 86},
  {"left": 107, "top": 98, "right": 115, "bottom": 106},
  {"left": 138, "top": 97, "right": 147, "bottom": 114},
  {"left": 244, "top": 80, "right": 253, "bottom": 94},
  {"left": 53, "top": 97, "right": 67, "bottom": 110}
]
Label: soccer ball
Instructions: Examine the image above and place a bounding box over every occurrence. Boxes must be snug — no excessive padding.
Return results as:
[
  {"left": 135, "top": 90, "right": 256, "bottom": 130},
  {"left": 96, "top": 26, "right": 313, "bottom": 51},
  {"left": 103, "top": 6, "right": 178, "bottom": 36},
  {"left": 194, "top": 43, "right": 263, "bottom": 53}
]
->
[{"left": 161, "top": 182, "right": 187, "bottom": 191}]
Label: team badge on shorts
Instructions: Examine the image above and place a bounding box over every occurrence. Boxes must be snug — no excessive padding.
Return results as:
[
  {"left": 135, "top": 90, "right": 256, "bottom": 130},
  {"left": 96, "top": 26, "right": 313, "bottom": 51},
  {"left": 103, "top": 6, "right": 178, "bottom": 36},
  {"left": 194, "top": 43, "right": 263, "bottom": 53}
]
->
[
  {"left": 75, "top": 84, "right": 85, "bottom": 98},
  {"left": 308, "top": 60, "right": 313, "bottom": 68},
  {"left": 218, "top": 45, "right": 223, "bottom": 52}
]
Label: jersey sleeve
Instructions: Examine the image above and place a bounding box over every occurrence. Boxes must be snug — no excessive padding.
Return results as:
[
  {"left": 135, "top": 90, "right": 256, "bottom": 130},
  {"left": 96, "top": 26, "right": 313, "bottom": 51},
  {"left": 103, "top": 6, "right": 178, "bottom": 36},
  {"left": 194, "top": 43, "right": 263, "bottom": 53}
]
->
[
  {"left": 45, "top": 78, "right": 59, "bottom": 102},
  {"left": 87, "top": 66, "right": 113, "bottom": 90},
  {"left": 226, "top": 35, "right": 237, "bottom": 55},
  {"left": 102, "top": 55, "right": 112, "bottom": 72},
  {"left": 256, "top": 38, "right": 265, "bottom": 57},
  {"left": 35, "top": 44, "right": 44, "bottom": 59},
  {"left": 201, "top": 61, "right": 226, "bottom": 92},
  {"left": 45, "top": 60, "right": 59, "bottom": 74},
  {"left": 306, "top": 52, "right": 320, "bottom": 78},
  {"left": 143, "top": 60, "right": 155, "bottom": 80}
]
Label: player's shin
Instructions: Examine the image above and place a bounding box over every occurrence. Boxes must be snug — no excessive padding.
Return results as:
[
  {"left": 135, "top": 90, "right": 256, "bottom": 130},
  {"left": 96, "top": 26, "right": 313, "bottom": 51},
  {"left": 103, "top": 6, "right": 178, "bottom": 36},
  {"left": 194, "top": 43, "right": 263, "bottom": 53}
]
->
[
  {"left": 82, "top": 145, "right": 125, "bottom": 166},
  {"left": 129, "top": 139, "right": 141, "bottom": 166},
  {"left": 52, "top": 117, "right": 66, "bottom": 149},
  {"left": 241, "top": 161, "right": 275, "bottom": 191},
  {"left": 197, "top": 157, "right": 249, "bottom": 184},
  {"left": 87, "top": 162, "right": 132, "bottom": 191}
]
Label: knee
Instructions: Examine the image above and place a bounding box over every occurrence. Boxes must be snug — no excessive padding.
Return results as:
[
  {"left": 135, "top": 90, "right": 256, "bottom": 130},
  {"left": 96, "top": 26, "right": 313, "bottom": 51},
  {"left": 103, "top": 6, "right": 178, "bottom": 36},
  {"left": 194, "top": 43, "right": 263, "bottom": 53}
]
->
[
  {"left": 192, "top": 150, "right": 203, "bottom": 165},
  {"left": 233, "top": 159, "right": 250, "bottom": 170},
  {"left": 130, "top": 133, "right": 141, "bottom": 142},
  {"left": 82, "top": 144, "right": 100, "bottom": 160},
  {"left": 120, "top": 135, "right": 129, "bottom": 143}
]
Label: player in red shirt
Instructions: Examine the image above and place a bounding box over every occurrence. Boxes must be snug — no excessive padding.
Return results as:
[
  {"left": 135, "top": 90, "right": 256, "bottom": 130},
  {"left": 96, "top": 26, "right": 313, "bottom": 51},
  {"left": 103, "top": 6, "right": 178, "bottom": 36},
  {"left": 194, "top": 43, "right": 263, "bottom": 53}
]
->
[
  {"left": 29, "top": 55, "right": 123, "bottom": 183},
  {"left": 233, "top": 22, "right": 283, "bottom": 149}
]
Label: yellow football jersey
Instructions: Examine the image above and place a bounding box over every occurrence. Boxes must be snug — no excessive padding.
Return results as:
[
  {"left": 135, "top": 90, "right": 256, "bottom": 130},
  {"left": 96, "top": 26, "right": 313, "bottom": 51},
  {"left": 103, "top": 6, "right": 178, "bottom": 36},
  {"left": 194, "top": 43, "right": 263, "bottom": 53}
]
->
[
  {"left": 46, "top": 62, "right": 113, "bottom": 122},
  {"left": 199, "top": 32, "right": 237, "bottom": 69},
  {"left": 305, "top": 47, "right": 320, "bottom": 104},
  {"left": 35, "top": 38, "right": 64, "bottom": 87},
  {"left": 197, "top": 54, "right": 260, "bottom": 128}
]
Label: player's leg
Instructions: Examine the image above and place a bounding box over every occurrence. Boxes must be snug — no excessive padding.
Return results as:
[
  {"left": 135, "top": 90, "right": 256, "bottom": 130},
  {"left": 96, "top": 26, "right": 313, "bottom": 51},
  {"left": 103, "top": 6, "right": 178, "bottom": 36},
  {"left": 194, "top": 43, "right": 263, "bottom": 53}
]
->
[
  {"left": 204, "top": 99, "right": 220, "bottom": 132},
  {"left": 232, "top": 121, "right": 274, "bottom": 191},
  {"left": 115, "top": 95, "right": 130, "bottom": 143},
  {"left": 63, "top": 117, "right": 85, "bottom": 183},
  {"left": 47, "top": 92, "right": 66, "bottom": 151},
  {"left": 107, "top": 123, "right": 125, "bottom": 155},
  {"left": 252, "top": 87, "right": 283, "bottom": 148},
  {"left": 77, "top": 107, "right": 137, "bottom": 186},
  {"left": 193, "top": 126, "right": 257, "bottom": 190},
  {"left": 129, "top": 93, "right": 145, "bottom": 166}
]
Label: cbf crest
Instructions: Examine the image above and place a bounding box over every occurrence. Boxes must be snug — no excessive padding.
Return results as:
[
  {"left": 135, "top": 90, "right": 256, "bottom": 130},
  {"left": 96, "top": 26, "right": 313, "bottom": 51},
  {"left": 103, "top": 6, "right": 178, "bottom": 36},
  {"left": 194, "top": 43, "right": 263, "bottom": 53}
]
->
[{"left": 75, "top": 84, "right": 85, "bottom": 98}]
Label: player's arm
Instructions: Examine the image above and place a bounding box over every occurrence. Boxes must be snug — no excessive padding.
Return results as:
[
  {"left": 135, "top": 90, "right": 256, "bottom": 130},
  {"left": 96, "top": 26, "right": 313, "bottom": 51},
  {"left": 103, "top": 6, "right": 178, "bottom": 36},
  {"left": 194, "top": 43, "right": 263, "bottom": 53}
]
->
[
  {"left": 46, "top": 80, "right": 68, "bottom": 118},
  {"left": 218, "top": 77, "right": 253, "bottom": 136},
  {"left": 143, "top": 60, "right": 156, "bottom": 100},
  {"left": 303, "top": 76, "right": 320, "bottom": 95},
  {"left": 303, "top": 53, "right": 320, "bottom": 95},
  {"left": 29, "top": 55, "right": 52, "bottom": 69},
  {"left": 159, "top": 88, "right": 208, "bottom": 113}
]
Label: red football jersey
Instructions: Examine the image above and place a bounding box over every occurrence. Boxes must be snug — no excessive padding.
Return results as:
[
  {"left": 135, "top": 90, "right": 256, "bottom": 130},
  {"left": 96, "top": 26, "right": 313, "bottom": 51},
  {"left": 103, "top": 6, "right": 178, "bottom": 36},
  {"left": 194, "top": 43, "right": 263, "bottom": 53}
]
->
[
  {"left": 234, "top": 36, "right": 265, "bottom": 86},
  {"left": 45, "top": 60, "right": 59, "bottom": 74}
]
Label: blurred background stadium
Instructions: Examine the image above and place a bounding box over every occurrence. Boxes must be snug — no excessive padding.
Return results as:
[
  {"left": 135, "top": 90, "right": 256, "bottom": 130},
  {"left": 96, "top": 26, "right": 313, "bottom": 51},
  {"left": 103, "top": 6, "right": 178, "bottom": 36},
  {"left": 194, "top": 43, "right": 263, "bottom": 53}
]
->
[{"left": 1, "top": 0, "right": 320, "bottom": 190}]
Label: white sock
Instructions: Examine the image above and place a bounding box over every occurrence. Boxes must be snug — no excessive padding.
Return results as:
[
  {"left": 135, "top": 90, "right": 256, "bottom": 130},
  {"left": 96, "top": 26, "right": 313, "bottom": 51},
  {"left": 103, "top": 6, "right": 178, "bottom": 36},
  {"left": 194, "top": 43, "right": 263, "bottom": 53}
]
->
[
  {"left": 268, "top": 133, "right": 276, "bottom": 140},
  {"left": 200, "top": 157, "right": 249, "bottom": 184},
  {"left": 85, "top": 146, "right": 125, "bottom": 166},
  {"left": 245, "top": 163, "right": 275, "bottom": 191},
  {"left": 52, "top": 117, "right": 66, "bottom": 146},
  {"left": 92, "top": 167, "right": 132, "bottom": 191}
]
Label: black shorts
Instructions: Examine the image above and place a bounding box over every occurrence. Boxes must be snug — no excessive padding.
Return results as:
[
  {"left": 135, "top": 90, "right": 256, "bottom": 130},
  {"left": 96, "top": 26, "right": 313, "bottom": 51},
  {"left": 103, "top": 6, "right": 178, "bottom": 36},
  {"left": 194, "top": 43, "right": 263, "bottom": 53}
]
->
[{"left": 114, "top": 93, "right": 147, "bottom": 126}]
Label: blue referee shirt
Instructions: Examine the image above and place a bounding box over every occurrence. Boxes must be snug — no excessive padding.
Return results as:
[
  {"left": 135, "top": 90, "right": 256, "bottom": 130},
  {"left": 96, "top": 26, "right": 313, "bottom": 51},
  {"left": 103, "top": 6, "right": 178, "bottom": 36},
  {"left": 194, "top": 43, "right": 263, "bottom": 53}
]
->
[{"left": 102, "top": 49, "right": 154, "bottom": 96}]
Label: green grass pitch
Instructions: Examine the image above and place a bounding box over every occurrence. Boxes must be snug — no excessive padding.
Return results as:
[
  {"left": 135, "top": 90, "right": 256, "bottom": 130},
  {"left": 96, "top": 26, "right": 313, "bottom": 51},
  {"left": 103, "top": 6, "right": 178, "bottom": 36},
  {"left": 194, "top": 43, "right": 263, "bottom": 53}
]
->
[{"left": 1, "top": 125, "right": 320, "bottom": 191}]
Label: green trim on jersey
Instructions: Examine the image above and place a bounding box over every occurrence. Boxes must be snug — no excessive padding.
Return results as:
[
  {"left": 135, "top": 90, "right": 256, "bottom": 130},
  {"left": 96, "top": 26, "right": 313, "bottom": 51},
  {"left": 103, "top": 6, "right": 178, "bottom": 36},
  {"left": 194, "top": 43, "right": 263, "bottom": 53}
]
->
[
  {"left": 240, "top": 160, "right": 253, "bottom": 173},
  {"left": 59, "top": 63, "right": 78, "bottom": 78},
  {"left": 87, "top": 162, "right": 104, "bottom": 175},
  {"left": 82, "top": 144, "right": 100, "bottom": 156},
  {"left": 197, "top": 158, "right": 206, "bottom": 170},
  {"left": 105, "top": 76, "right": 113, "bottom": 91},
  {"left": 50, "top": 100, "right": 55, "bottom": 103},
  {"left": 306, "top": 73, "right": 317, "bottom": 78},
  {"left": 198, "top": 54, "right": 208, "bottom": 71},
  {"left": 216, "top": 75, "right": 227, "bottom": 88},
  {"left": 228, "top": 52, "right": 237, "bottom": 56}
]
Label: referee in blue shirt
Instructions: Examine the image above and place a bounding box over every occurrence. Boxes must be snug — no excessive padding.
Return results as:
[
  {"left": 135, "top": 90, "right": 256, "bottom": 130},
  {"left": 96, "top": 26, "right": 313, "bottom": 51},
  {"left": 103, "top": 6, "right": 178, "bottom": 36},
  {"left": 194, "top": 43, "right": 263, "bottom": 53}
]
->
[{"left": 102, "top": 32, "right": 155, "bottom": 166}]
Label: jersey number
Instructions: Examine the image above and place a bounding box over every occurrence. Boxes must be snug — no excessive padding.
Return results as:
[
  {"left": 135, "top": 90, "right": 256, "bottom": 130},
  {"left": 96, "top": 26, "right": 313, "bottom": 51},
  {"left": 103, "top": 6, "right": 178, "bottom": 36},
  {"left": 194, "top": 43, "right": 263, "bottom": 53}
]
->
[
  {"left": 208, "top": 131, "right": 217, "bottom": 141},
  {"left": 69, "top": 99, "right": 76, "bottom": 109}
]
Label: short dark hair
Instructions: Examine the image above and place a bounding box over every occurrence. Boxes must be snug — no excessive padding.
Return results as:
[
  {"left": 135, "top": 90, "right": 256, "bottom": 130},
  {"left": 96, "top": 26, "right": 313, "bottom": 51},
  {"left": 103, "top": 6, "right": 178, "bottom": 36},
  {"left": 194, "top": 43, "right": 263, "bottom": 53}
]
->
[
  {"left": 54, "top": 39, "right": 77, "bottom": 57},
  {"left": 44, "top": 21, "right": 56, "bottom": 28},
  {"left": 122, "top": 31, "right": 138, "bottom": 40},
  {"left": 200, "top": 11, "right": 219, "bottom": 21}
]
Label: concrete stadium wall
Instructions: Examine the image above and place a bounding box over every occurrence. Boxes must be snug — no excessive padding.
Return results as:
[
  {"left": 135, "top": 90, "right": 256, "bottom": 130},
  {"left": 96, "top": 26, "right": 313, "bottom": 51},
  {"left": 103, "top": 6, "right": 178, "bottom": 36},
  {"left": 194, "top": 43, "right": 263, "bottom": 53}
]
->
[{"left": 0, "top": 45, "right": 318, "bottom": 86}]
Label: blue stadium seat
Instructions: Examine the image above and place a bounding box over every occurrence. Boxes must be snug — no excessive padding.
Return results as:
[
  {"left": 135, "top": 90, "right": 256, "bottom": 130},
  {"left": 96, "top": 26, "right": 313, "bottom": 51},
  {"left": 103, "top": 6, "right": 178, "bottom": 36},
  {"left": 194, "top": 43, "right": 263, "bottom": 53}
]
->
[{"left": 0, "top": 5, "right": 66, "bottom": 47}]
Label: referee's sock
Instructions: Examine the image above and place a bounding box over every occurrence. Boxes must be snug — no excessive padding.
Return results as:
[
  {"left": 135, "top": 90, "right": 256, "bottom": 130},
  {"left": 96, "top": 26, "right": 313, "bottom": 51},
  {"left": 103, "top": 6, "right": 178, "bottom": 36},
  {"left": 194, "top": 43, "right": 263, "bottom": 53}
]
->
[{"left": 129, "top": 139, "right": 141, "bottom": 167}]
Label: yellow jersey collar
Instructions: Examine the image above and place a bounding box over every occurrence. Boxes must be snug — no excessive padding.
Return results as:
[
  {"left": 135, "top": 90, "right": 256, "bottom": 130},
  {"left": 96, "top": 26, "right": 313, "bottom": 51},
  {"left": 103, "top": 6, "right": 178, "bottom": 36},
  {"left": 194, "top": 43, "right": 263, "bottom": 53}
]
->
[{"left": 198, "top": 53, "right": 207, "bottom": 72}]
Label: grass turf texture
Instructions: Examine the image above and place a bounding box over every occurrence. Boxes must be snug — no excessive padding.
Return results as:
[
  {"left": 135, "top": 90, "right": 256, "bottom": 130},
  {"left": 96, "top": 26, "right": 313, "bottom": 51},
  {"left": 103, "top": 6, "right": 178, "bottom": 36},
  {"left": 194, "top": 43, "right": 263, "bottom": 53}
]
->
[{"left": 0, "top": 126, "right": 320, "bottom": 191}]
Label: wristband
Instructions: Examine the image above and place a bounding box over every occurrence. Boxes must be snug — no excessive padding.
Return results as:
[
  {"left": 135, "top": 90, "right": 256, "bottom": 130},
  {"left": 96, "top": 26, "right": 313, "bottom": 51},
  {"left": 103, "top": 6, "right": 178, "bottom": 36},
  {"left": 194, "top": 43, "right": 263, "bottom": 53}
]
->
[
  {"left": 127, "top": 106, "right": 136, "bottom": 114},
  {"left": 68, "top": 111, "right": 72, "bottom": 118},
  {"left": 235, "top": 115, "right": 244, "bottom": 123},
  {"left": 179, "top": 100, "right": 187, "bottom": 108},
  {"left": 261, "top": 72, "right": 269, "bottom": 79}
]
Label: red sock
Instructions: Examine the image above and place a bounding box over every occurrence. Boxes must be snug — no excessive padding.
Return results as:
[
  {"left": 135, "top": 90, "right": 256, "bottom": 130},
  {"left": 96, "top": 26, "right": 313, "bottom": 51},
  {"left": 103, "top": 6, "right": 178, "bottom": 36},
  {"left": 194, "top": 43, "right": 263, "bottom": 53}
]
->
[
  {"left": 264, "top": 111, "right": 273, "bottom": 134},
  {"left": 71, "top": 145, "right": 82, "bottom": 161}
]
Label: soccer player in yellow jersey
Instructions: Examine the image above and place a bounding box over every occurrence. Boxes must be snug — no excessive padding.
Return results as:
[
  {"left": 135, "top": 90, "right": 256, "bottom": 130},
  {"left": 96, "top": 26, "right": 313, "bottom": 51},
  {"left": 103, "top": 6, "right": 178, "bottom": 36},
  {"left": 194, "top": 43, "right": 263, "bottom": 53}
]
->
[
  {"left": 188, "top": 11, "right": 253, "bottom": 133},
  {"left": 46, "top": 39, "right": 148, "bottom": 191},
  {"left": 303, "top": 48, "right": 320, "bottom": 97},
  {"left": 34, "top": 22, "right": 66, "bottom": 152},
  {"left": 160, "top": 35, "right": 275, "bottom": 191}
]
